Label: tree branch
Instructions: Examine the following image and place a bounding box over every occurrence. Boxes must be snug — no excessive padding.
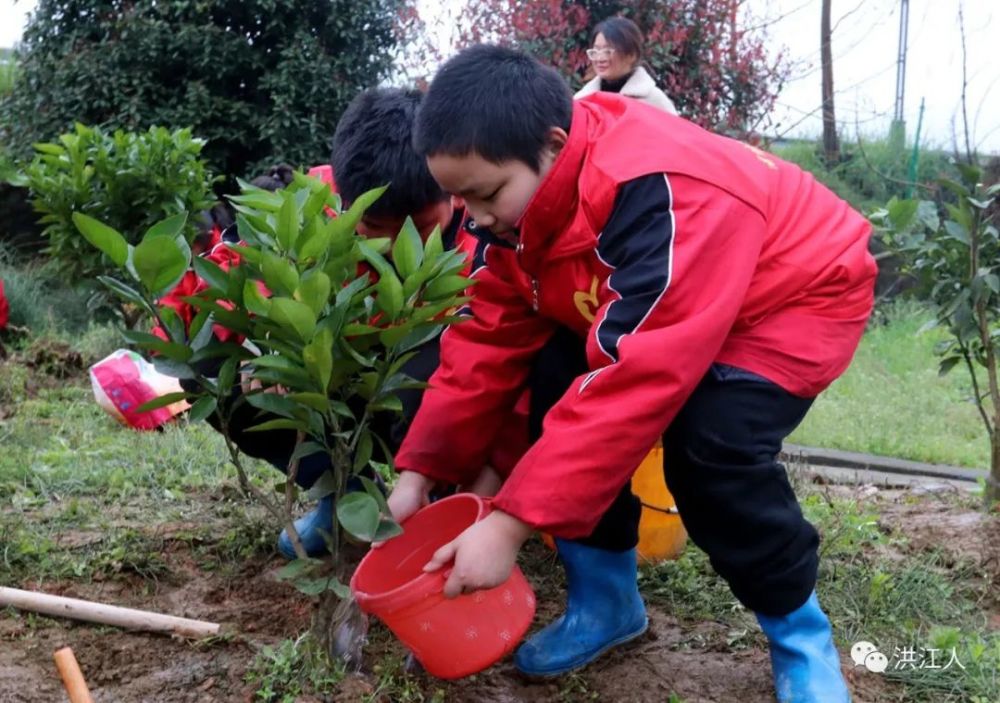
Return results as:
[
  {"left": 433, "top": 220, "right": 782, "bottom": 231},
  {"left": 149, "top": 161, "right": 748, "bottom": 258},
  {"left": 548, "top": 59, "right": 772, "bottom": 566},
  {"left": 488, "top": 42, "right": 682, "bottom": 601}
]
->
[{"left": 957, "top": 3, "right": 975, "bottom": 165}]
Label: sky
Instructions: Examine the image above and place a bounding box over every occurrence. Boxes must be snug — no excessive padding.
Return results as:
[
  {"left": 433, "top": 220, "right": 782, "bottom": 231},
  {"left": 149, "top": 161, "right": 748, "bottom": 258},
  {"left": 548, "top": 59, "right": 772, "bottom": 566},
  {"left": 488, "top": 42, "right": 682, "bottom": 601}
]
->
[{"left": 2, "top": 0, "right": 997, "bottom": 153}]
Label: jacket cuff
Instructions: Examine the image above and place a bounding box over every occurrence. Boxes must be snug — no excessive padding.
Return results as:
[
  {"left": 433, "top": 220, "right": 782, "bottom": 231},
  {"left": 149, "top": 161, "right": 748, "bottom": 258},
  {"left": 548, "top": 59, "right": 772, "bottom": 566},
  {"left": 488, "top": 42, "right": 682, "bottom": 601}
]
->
[
  {"left": 394, "top": 449, "right": 469, "bottom": 486},
  {"left": 490, "top": 487, "right": 593, "bottom": 540}
]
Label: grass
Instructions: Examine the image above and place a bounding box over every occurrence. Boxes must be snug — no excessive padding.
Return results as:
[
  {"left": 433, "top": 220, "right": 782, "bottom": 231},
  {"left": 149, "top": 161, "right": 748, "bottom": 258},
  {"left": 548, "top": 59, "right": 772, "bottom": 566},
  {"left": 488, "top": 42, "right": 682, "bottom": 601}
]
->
[
  {"left": 789, "top": 300, "right": 989, "bottom": 469},
  {"left": 245, "top": 635, "right": 346, "bottom": 703}
]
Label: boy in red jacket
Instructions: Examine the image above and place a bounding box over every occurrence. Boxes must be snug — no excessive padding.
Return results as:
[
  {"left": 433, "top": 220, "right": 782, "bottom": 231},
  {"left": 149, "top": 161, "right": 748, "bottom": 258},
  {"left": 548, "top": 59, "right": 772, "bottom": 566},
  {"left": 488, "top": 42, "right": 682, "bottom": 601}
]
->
[
  {"left": 164, "top": 88, "right": 522, "bottom": 559},
  {"left": 386, "top": 45, "right": 875, "bottom": 701}
]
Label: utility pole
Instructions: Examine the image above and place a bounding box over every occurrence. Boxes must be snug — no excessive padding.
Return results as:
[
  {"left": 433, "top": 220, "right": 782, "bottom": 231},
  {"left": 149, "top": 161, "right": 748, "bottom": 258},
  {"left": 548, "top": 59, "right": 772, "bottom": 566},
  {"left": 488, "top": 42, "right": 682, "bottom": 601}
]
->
[
  {"left": 890, "top": 0, "right": 910, "bottom": 150},
  {"left": 821, "top": 0, "right": 839, "bottom": 164}
]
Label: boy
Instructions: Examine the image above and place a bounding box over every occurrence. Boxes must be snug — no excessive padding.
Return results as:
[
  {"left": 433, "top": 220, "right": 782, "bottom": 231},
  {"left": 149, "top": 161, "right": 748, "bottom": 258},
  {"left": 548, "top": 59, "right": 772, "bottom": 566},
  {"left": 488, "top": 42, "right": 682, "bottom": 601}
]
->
[
  {"left": 167, "top": 88, "right": 519, "bottom": 558},
  {"left": 386, "top": 45, "right": 875, "bottom": 702}
]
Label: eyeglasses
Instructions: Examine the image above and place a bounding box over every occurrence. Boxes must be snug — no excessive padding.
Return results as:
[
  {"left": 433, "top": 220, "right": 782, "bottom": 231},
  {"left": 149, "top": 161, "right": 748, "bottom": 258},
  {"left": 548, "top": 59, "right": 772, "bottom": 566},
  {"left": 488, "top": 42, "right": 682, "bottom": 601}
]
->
[{"left": 586, "top": 48, "right": 615, "bottom": 61}]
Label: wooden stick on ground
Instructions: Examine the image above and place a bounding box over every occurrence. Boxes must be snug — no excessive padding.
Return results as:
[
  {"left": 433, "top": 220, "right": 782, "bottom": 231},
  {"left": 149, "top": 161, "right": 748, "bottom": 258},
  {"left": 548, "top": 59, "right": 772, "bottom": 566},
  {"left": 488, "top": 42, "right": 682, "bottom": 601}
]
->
[
  {"left": 0, "top": 587, "right": 221, "bottom": 638},
  {"left": 53, "top": 647, "right": 95, "bottom": 703}
]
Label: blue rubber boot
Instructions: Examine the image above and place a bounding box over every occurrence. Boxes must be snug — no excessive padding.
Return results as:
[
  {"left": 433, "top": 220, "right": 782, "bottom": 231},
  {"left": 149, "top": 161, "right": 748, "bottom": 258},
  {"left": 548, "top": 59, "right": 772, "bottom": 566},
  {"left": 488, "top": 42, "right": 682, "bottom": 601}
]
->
[
  {"left": 756, "top": 592, "right": 851, "bottom": 703},
  {"left": 514, "top": 539, "right": 648, "bottom": 676},
  {"left": 277, "top": 494, "right": 334, "bottom": 559}
]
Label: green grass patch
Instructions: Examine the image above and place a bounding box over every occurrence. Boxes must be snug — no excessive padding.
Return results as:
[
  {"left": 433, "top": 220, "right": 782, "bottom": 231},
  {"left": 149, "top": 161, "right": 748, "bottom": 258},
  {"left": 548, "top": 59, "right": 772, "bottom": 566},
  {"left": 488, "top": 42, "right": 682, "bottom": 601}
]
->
[
  {"left": 245, "top": 635, "right": 346, "bottom": 703},
  {"left": 789, "top": 301, "right": 989, "bottom": 469}
]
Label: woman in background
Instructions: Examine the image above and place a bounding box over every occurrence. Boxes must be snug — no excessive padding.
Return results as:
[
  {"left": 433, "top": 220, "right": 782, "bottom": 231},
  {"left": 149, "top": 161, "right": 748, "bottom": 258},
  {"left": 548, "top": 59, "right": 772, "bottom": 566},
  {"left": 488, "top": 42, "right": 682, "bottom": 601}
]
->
[{"left": 575, "top": 16, "right": 677, "bottom": 115}]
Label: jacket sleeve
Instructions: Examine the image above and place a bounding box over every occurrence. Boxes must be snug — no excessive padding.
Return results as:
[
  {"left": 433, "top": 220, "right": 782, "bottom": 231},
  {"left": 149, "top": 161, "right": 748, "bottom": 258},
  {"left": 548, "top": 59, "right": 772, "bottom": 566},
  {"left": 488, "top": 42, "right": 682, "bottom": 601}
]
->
[
  {"left": 491, "top": 173, "right": 767, "bottom": 538},
  {"left": 394, "top": 243, "right": 556, "bottom": 485}
]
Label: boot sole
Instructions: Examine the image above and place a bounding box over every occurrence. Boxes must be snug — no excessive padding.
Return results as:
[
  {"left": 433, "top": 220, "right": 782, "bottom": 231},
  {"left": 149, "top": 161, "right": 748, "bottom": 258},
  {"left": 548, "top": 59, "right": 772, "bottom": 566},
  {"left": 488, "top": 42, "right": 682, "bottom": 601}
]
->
[{"left": 515, "top": 617, "right": 650, "bottom": 679}]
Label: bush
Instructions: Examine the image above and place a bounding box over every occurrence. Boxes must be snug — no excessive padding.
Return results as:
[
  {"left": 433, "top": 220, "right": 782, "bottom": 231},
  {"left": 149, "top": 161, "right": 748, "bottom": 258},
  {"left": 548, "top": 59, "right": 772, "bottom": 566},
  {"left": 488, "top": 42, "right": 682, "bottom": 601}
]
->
[
  {"left": 0, "top": 0, "right": 418, "bottom": 180},
  {"left": 20, "top": 124, "right": 217, "bottom": 282},
  {"left": 453, "top": 0, "right": 789, "bottom": 136}
]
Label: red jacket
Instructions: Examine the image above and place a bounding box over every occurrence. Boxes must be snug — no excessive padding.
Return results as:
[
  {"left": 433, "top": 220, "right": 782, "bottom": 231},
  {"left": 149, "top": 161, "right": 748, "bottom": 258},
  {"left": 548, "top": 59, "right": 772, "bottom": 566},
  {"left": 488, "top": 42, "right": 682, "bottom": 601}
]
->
[{"left": 395, "top": 94, "right": 877, "bottom": 538}]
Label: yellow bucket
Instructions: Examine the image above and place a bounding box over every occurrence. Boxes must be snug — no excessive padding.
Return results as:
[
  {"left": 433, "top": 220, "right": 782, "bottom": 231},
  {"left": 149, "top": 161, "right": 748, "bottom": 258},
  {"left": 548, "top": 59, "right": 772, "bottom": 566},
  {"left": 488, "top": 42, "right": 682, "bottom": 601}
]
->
[
  {"left": 541, "top": 442, "right": 687, "bottom": 564},
  {"left": 632, "top": 443, "right": 687, "bottom": 564}
]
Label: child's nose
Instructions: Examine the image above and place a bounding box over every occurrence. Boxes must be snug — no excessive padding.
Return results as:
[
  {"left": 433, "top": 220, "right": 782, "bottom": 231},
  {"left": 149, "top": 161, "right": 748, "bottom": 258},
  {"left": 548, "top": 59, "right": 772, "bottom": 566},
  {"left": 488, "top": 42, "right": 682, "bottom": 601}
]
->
[{"left": 472, "top": 210, "right": 496, "bottom": 229}]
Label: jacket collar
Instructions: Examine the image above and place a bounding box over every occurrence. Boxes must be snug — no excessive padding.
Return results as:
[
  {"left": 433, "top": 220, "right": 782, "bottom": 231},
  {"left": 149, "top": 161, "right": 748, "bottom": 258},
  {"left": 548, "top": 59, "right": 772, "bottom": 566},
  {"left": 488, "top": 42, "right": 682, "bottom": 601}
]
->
[
  {"left": 515, "top": 102, "right": 595, "bottom": 274},
  {"left": 575, "top": 66, "right": 656, "bottom": 101}
]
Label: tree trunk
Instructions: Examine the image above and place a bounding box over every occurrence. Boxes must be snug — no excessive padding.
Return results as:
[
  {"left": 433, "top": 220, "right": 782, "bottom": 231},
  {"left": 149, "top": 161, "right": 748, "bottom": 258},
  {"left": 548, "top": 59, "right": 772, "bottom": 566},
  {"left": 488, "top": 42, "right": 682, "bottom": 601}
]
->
[{"left": 820, "top": 0, "right": 840, "bottom": 164}]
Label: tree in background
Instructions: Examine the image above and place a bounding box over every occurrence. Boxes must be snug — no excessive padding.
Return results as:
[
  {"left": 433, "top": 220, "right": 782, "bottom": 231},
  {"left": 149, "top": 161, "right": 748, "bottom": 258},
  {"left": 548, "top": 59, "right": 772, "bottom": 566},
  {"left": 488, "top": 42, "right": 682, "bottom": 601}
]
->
[
  {"left": 450, "top": 0, "right": 789, "bottom": 136},
  {"left": 0, "top": 0, "right": 418, "bottom": 180}
]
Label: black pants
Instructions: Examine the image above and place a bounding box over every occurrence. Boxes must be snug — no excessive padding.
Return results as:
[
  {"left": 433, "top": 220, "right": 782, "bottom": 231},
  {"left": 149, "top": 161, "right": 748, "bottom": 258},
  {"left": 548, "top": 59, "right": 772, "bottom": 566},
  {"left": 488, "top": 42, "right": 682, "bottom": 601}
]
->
[{"left": 531, "top": 329, "right": 819, "bottom": 616}]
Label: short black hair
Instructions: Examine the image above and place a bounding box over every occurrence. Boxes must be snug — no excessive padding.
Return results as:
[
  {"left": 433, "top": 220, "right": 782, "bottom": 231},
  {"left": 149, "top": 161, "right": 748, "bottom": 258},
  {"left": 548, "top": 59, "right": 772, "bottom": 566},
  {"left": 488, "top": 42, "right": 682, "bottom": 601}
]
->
[
  {"left": 413, "top": 44, "right": 573, "bottom": 172},
  {"left": 594, "top": 16, "right": 645, "bottom": 60},
  {"left": 331, "top": 87, "right": 446, "bottom": 218}
]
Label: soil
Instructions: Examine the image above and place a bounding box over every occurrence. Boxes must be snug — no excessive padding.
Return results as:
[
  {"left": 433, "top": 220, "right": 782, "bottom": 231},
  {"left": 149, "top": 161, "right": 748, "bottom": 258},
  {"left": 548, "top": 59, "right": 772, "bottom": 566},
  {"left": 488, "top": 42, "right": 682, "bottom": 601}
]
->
[{"left": 2, "top": 481, "right": 994, "bottom": 702}]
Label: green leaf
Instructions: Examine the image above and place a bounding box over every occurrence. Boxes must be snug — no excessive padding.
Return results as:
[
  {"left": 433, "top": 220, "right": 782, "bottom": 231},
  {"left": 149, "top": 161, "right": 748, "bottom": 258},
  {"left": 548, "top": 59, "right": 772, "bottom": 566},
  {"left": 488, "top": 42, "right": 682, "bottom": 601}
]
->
[
  {"left": 234, "top": 213, "right": 274, "bottom": 248},
  {"left": 217, "top": 356, "right": 239, "bottom": 396},
  {"left": 886, "top": 198, "right": 918, "bottom": 230},
  {"left": 187, "top": 396, "right": 217, "bottom": 422},
  {"left": 336, "top": 492, "right": 380, "bottom": 542},
  {"left": 271, "top": 298, "right": 317, "bottom": 342},
  {"left": 193, "top": 257, "right": 230, "bottom": 293},
  {"left": 243, "top": 279, "right": 272, "bottom": 317},
  {"left": 391, "top": 216, "right": 424, "bottom": 278},
  {"left": 298, "top": 224, "right": 332, "bottom": 263},
  {"left": 119, "top": 329, "right": 192, "bottom": 361},
  {"left": 372, "top": 433, "right": 397, "bottom": 475},
  {"left": 424, "top": 275, "right": 470, "bottom": 300},
  {"left": 145, "top": 212, "right": 188, "bottom": 241},
  {"left": 295, "top": 271, "right": 331, "bottom": 317},
  {"left": 373, "top": 519, "right": 403, "bottom": 542},
  {"left": 938, "top": 356, "right": 962, "bottom": 377},
  {"left": 246, "top": 392, "right": 301, "bottom": 420},
  {"left": 230, "top": 190, "right": 284, "bottom": 212},
  {"left": 359, "top": 475, "right": 389, "bottom": 514},
  {"left": 338, "top": 185, "right": 388, "bottom": 236},
  {"left": 152, "top": 357, "right": 196, "bottom": 380},
  {"left": 133, "top": 235, "right": 188, "bottom": 297},
  {"left": 423, "top": 224, "right": 444, "bottom": 262},
  {"left": 353, "top": 431, "right": 373, "bottom": 473},
  {"left": 304, "top": 327, "right": 333, "bottom": 392},
  {"left": 73, "top": 213, "right": 129, "bottom": 267},
  {"left": 277, "top": 191, "right": 300, "bottom": 251},
  {"left": 245, "top": 418, "right": 308, "bottom": 433},
  {"left": 98, "top": 276, "right": 152, "bottom": 312},
  {"left": 304, "top": 470, "right": 338, "bottom": 501},
  {"left": 292, "top": 441, "right": 327, "bottom": 462},
  {"left": 376, "top": 270, "right": 404, "bottom": 319},
  {"left": 370, "top": 395, "right": 403, "bottom": 413},
  {"left": 135, "top": 391, "right": 190, "bottom": 413},
  {"left": 295, "top": 577, "right": 333, "bottom": 596},
  {"left": 943, "top": 220, "right": 970, "bottom": 245},
  {"left": 287, "top": 392, "right": 331, "bottom": 413},
  {"left": 955, "top": 162, "right": 982, "bottom": 187},
  {"left": 276, "top": 557, "right": 323, "bottom": 581},
  {"left": 262, "top": 252, "right": 299, "bottom": 296}
]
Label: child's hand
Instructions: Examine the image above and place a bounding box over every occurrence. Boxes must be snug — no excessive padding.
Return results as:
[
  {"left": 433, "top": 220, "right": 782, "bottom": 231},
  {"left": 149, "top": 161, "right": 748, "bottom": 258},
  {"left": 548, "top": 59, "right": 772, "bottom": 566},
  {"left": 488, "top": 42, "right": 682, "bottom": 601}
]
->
[
  {"left": 386, "top": 470, "right": 435, "bottom": 523},
  {"left": 423, "top": 510, "right": 533, "bottom": 598}
]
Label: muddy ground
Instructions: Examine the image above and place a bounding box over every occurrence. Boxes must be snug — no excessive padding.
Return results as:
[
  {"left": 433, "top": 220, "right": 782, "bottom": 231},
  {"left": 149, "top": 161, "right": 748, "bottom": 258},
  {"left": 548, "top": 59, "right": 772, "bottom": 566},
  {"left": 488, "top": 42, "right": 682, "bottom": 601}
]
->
[{"left": 9, "top": 479, "right": 991, "bottom": 702}]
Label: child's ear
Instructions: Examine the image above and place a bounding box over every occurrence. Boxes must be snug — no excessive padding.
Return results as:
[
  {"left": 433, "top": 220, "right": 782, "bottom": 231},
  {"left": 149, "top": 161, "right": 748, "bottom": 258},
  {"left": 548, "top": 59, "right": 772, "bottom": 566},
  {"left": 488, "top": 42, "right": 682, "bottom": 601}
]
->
[{"left": 546, "top": 127, "right": 569, "bottom": 158}]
